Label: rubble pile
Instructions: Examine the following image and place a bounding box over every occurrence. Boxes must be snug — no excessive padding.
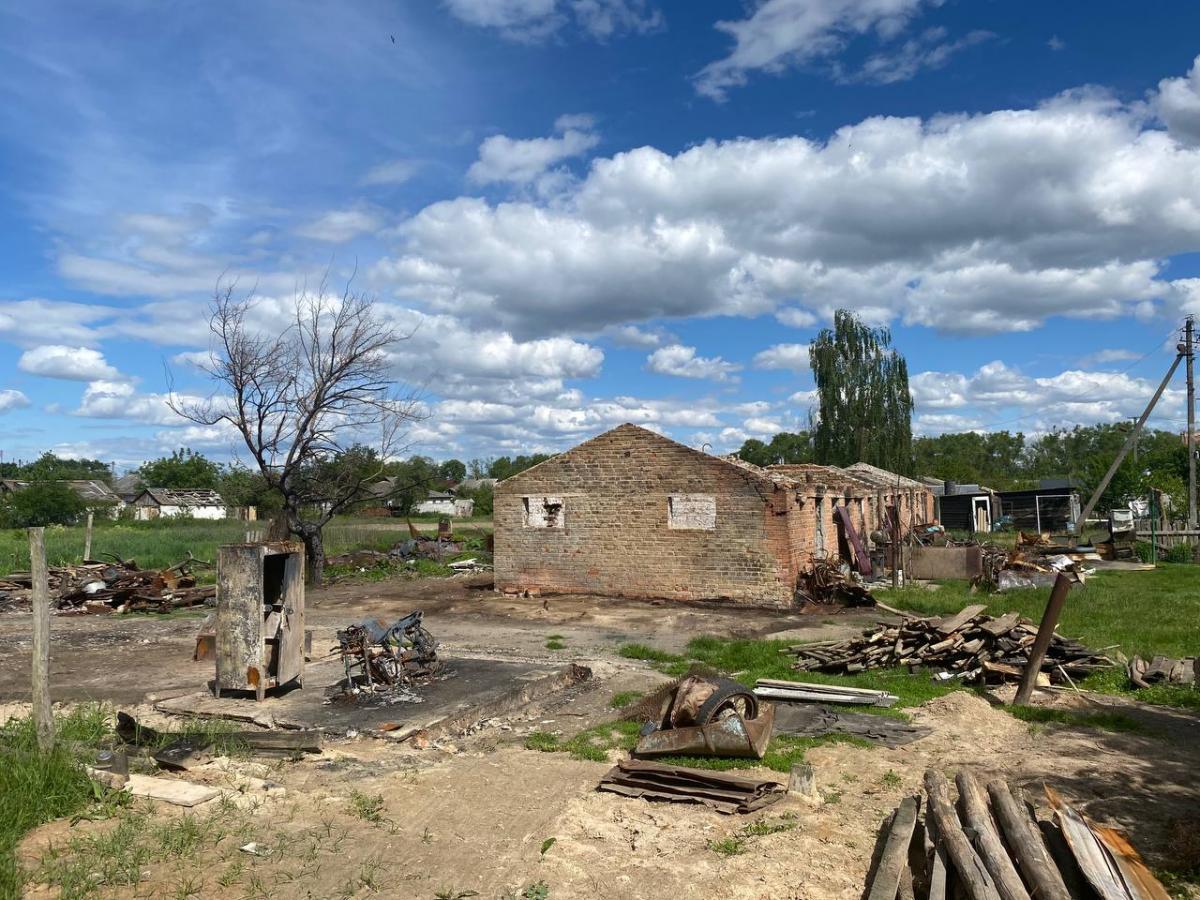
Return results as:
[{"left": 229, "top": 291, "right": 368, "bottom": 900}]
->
[
  {"left": 796, "top": 557, "right": 875, "bottom": 606},
  {"left": 0, "top": 555, "right": 215, "bottom": 614},
  {"left": 783, "top": 605, "right": 1115, "bottom": 685},
  {"left": 326, "top": 537, "right": 491, "bottom": 574}
]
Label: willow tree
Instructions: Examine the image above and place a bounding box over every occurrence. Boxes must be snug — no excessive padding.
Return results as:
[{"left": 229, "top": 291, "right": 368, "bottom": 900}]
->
[{"left": 809, "top": 309, "right": 913, "bottom": 472}]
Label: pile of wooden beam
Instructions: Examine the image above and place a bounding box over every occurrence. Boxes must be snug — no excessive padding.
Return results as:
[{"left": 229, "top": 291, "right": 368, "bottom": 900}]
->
[
  {"left": 866, "top": 769, "right": 1169, "bottom": 900},
  {"left": 782, "top": 605, "right": 1115, "bottom": 684},
  {"left": 0, "top": 555, "right": 215, "bottom": 615}
]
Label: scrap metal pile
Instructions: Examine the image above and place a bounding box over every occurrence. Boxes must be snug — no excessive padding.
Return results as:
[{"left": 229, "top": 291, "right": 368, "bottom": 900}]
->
[
  {"left": 335, "top": 610, "right": 441, "bottom": 697},
  {"left": 796, "top": 557, "right": 876, "bottom": 606},
  {"left": 632, "top": 675, "right": 775, "bottom": 759},
  {"left": 0, "top": 555, "right": 215, "bottom": 614},
  {"left": 783, "top": 605, "right": 1115, "bottom": 685},
  {"left": 867, "top": 769, "right": 1171, "bottom": 900}
]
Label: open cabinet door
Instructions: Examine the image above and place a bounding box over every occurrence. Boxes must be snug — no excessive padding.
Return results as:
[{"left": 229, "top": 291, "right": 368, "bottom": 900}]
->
[{"left": 275, "top": 549, "right": 305, "bottom": 688}]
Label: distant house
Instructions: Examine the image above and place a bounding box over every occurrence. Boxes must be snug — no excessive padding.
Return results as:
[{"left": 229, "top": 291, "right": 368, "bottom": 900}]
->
[
  {"left": 112, "top": 473, "right": 145, "bottom": 503},
  {"left": 132, "top": 488, "right": 227, "bottom": 520},
  {"left": 0, "top": 479, "right": 123, "bottom": 515},
  {"left": 415, "top": 489, "right": 475, "bottom": 517},
  {"left": 920, "top": 478, "right": 997, "bottom": 534}
]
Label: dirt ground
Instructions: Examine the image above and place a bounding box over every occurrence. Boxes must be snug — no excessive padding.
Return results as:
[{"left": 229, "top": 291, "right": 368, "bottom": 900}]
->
[{"left": 6, "top": 575, "right": 1200, "bottom": 899}]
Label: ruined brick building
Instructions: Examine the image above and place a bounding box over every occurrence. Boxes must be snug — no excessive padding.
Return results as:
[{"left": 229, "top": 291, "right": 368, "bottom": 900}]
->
[{"left": 493, "top": 424, "right": 934, "bottom": 605}]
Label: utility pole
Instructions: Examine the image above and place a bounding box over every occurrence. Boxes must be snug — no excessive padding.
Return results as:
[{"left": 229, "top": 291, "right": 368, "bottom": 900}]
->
[
  {"left": 1127, "top": 417, "right": 1139, "bottom": 464},
  {"left": 1186, "top": 316, "right": 1196, "bottom": 528}
]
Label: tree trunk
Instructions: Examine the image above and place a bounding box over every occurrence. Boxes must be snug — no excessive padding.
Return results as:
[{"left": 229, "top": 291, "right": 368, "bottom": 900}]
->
[{"left": 300, "top": 527, "right": 325, "bottom": 586}]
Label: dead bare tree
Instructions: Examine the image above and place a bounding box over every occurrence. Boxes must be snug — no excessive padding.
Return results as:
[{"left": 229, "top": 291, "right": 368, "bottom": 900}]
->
[{"left": 171, "top": 282, "right": 422, "bottom": 584}]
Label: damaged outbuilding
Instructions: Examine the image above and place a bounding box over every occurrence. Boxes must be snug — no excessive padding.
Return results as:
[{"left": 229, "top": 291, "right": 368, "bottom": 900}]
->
[{"left": 493, "top": 424, "right": 935, "bottom": 605}]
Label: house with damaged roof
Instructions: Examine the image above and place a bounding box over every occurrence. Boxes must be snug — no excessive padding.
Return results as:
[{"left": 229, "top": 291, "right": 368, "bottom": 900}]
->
[{"left": 493, "top": 424, "right": 934, "bottom": 605}]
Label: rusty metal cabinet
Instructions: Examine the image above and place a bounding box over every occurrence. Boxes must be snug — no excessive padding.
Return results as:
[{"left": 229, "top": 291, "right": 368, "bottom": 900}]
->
[{"left": 215, "top": 542, "right": 305, "bottom": 700}]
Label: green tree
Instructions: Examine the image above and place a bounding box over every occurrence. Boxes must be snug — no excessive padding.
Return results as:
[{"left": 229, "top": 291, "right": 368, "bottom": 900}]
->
[
  {"left": 736, "top": 432, "right": 814, "bottom": 467},
  {"left": 488, "top": 454, "right": 551, "bottom": 480},
  {"left": 438, "top": 459, "right": 467, "bottom": 482},
  {"left": 810, "top": 310, "right": 913, "bottom": 471},
  {"left": 461, "top": 482, "right": 493, "bottom": 517},
  {"left": 0, "top": 483, "right": 87, "bottom": 527},
  {"left": 912, "top": 431, "right": 1026, "bottom": 489},
  {"left": 17, "top": 453, "right": 112, "bottom": 483},
  {"left": 139, "top": 449, "right": 221, "bottom": 490},
  {"left": 218, "top": 465, "right": 281, "bottom": 513}
]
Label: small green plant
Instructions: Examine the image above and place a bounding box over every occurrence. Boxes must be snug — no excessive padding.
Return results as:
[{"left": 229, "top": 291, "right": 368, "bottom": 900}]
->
[
  {"left": 540, "top": 837, "right": 556, "bottom": 857},
  {"left": 348, "top": 790, "right": 387, "bottom": 824},
  {"left": 707, "top": 836, "right": 747, "bottom": 857},
  {"left": 217, "top": 860, "right": 245, "bottom": 888},
  {"left": 545, "top": 639, "right": 566, "bottom": 651},
  {"left": 608, "top": 691, "right": 642, "bottom": 709},
  {"left": 881, "top": 769, "right": 903, "bottom": 788},
  {"left": 524, "top": 731, "right": 561, "bottom": 752},
  {"left": 521, "top": 881, "right": 550, "bottom": 900},
  {"left": 822, "top": 789, "right": 844, "bottom": 805},
  {"left": 434, "top": 889, "right": 480, "bottom": 900},
  {"left": 740, "top": 815, "right": 797, "bottom": 838}
]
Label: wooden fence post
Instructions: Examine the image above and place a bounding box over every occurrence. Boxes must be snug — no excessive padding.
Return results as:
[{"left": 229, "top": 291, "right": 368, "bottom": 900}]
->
[
  {"left": 83, "top": 511, "right": 94, "bottom": 561},
  {"left": 29, "top": 527, "right": 54, "bottom": 751}
]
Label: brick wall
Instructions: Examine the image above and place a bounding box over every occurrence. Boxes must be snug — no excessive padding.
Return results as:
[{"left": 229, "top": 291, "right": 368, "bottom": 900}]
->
[{"left": 494, "top": 424, "right": 802, "bottom": 605}]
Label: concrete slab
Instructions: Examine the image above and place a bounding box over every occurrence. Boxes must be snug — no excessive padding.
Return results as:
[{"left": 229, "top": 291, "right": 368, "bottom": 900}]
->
[{"left": 156, "top": 655, "right": 590, "bottom": 741}]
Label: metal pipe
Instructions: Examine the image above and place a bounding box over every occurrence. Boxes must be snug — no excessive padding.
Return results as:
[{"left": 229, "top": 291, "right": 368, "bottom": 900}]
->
[
  {"left": 1187, "top": 316, "right": 1196, "bottom": 528},
  {"left": 1013, "top": 572, "right": 1081, "bottom": 705}
]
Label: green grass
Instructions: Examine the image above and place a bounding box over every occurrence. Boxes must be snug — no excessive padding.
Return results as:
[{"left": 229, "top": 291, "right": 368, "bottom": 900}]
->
[
  {"left": 617, "top": 643, "right": 681, "bottom": 664},
  {"left": 708, "top": 813, "right": 799, "bottom": 856},
  {"left": 609, "top": 691, "right": 642, "bottom": 709},
  {"left": 1007, "top": 705, "right": 1144, "bottom": 733},
  {"left": 878, "top": 565, "right": 1200, "bottom": 660},
  {"left": 0, "top": 706, "right": 122, "bottom": 896},
  {"left": 524, "top": 720, "right": 642, "bottom": 762},
  {"left": 545, "top": 639, "right": 566, "bottom": 651},
  {"left": 0, "top": 516, "right": 492, "bottom": 577}
]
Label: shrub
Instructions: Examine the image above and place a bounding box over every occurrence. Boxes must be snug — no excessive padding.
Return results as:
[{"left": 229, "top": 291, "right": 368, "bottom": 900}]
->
[{"left": 0, "top": 483, "right": 88, "bottom": 528}]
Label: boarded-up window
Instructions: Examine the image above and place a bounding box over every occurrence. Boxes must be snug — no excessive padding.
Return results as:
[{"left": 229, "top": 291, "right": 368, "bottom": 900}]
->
[
  {"left": 523, "top": 496, "right": 564, "bottom": 528},
  {"left": 668, "top": 494, "right": 716, "bottom": 530}
]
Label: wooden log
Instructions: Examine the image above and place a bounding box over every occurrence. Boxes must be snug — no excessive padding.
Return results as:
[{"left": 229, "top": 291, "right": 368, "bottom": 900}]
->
[
  {"left": 83, "top": 511, "right": 94, "bottom": 561},
  {"left": 955, "top": 771, "right": 1030, "bottom": 900},
  {"left": 985, "top": 780, "right": 1070, "bottom": 900},
  {"left": 867, "top": 795, "right": 920, "bottom": 900},
  {"left": 29, "top": 527, "right": 54, "bottom": 751},
  {"left": 923, "top": 771, "right": 1001, "bottom": 900}
]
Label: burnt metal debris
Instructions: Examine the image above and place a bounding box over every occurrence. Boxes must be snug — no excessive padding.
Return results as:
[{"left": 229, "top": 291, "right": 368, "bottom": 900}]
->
[
  {"left": 632, "top": 675, "right": 775, "bottom": 760},
  {"left": 598, "top": 759, "right": 785, "bottom": 814},
  {"left": 336, "top": 610, "right": 441, "bottom": 696},
  {"left": 0, "top": 553, "right": 215, "bottom": 614}
]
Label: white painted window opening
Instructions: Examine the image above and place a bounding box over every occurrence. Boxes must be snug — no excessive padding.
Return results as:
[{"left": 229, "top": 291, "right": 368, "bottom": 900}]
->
[
  {"left": 668, "top": 494, "right": 716, "bottom": 530},
  {"left": 523, "top": 496, "right": 564, "bottom": 528}
]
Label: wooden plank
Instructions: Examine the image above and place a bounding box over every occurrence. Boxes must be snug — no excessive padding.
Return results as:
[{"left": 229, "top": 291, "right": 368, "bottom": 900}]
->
[
  {"left": 1091, "top": 824, "right": 1171, "bottom": 900},
  {"left": 29, "top": 527, "right": 54, "bottom": 751},
  {"left": 935, "top": 605, "right": 988, "bottom": 636},
  {"left": 125, "top": 774, "right": 221, "bottom": 807},
  {"left": 986, "top": 781, "right": 1071, "bottom": 900},
  {"left": 867, "top": 795, "right": 921, "bottom": 900},
  {"left": 978, "top": 613, "right": 1020, "bottom": 636},
  {"left": 955, "top": 771, "right": 1030, "bottom": 900},
  {"left": 924, "top": 771, "right": 1001, "bottom": 900}
]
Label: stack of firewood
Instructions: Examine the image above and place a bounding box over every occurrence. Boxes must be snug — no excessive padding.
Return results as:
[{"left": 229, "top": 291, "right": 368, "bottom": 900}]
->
[
  {"left": 782, "top": 605, "right": 1115, "bottom": 684},
  {"left": 866, "top": 769, "right": 1169, "bottom": 900}
]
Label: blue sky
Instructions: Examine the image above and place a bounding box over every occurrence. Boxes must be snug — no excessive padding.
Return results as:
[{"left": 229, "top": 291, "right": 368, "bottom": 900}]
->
[{"left": 3, "top": 0, "right": 1200, "bottom": 471}]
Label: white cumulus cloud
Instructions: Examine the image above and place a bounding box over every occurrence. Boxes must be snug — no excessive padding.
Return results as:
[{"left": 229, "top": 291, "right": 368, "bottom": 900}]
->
[
  {"left": 18, "top": 345, "right": 121, "bottom": 381},
  {"left": 646, "top": 344, "right": 741, "bottom": 381}
]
